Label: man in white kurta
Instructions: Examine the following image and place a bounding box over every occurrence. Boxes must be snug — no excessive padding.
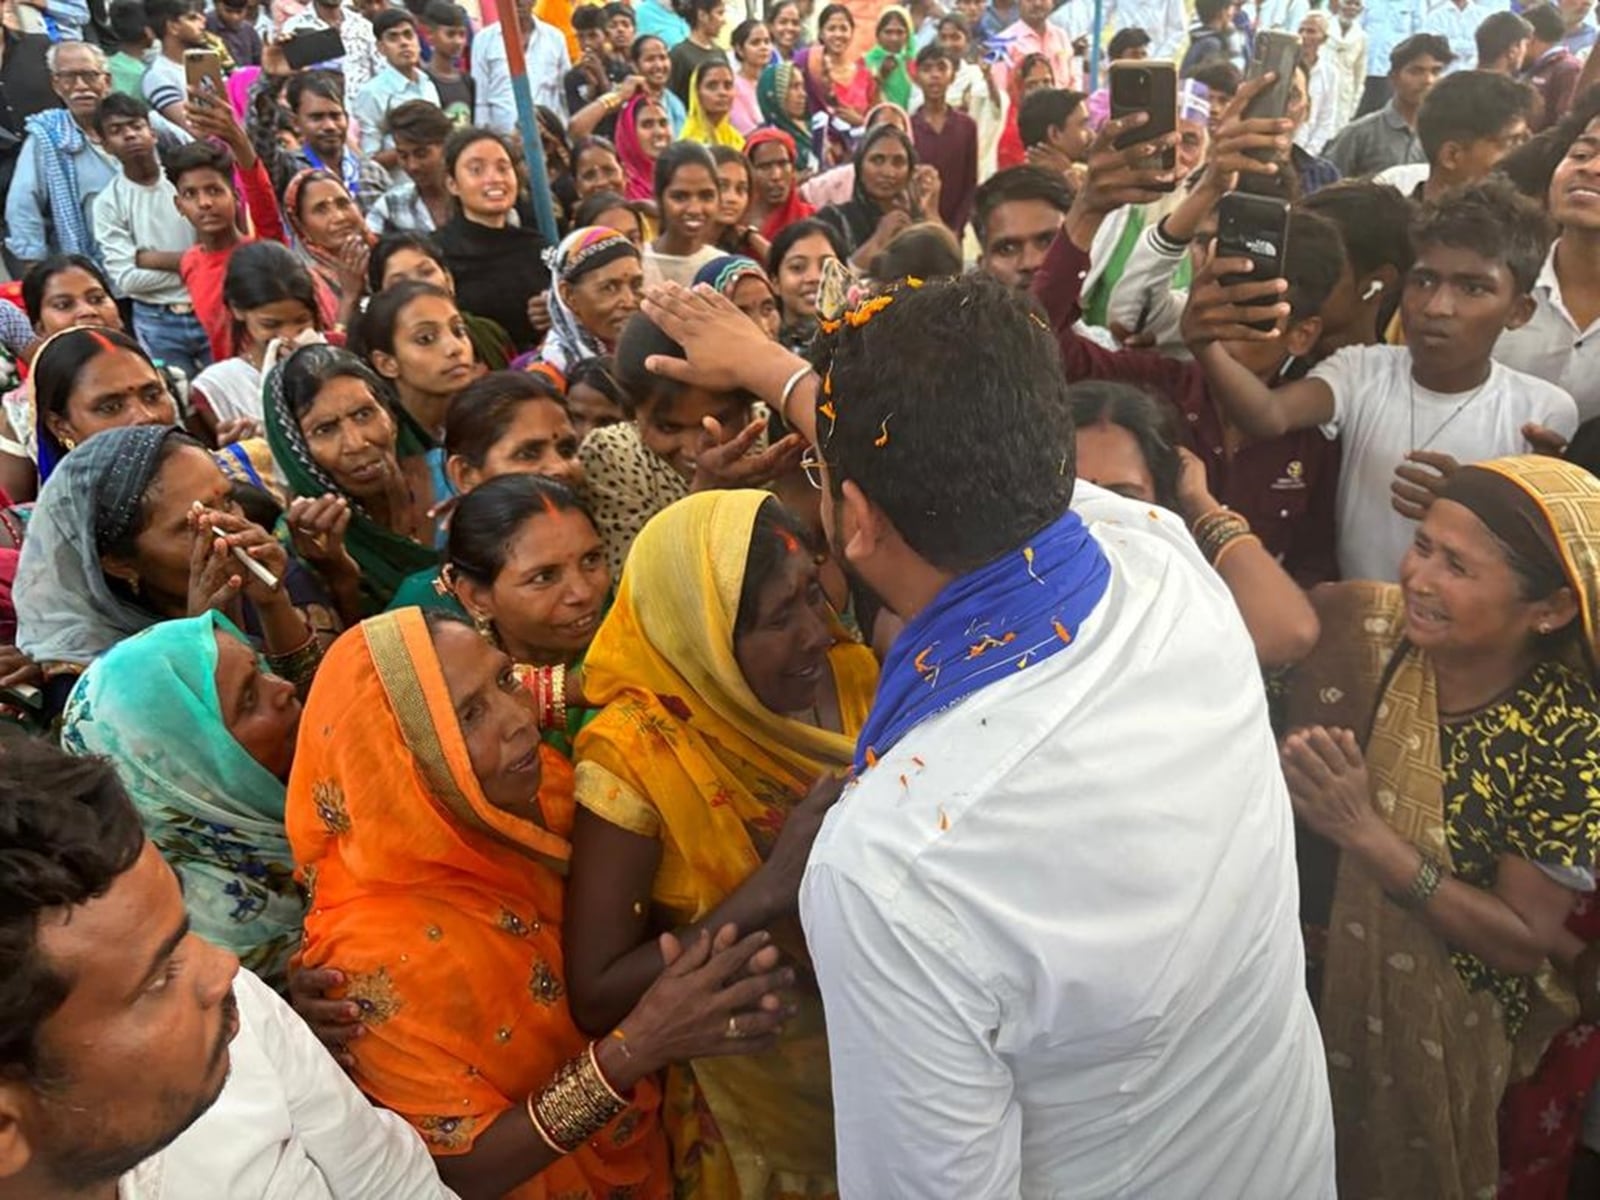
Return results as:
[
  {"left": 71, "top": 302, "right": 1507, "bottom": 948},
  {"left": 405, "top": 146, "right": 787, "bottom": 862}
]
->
[{"left": 800, "top": 484, "right": 1336, "bottom": 1198}]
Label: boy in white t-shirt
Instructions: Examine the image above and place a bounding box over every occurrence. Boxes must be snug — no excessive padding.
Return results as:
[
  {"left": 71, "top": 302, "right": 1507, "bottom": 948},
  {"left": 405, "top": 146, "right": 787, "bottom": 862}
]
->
[{"left": 1187, "top": 176, "right": 1578, "bottom": 582}]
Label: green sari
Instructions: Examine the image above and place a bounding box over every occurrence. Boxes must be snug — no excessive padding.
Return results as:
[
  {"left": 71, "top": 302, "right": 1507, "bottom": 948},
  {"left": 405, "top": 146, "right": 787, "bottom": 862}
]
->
[{"left": 263, "top": 356, "right": 438, "bottom": 613}]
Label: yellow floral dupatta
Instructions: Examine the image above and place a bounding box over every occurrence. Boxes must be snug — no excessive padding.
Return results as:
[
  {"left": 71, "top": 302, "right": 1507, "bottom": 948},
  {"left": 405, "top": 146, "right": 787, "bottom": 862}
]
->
[
  {"left": 1292, "top": 456, "right": 1600, "bottom": 1200},
  {"left": 287, "top": 609, "right": 668, "bottom": 1200},
  {"left": 575, "top": 490, "right": 879, "bottom": 1200}
]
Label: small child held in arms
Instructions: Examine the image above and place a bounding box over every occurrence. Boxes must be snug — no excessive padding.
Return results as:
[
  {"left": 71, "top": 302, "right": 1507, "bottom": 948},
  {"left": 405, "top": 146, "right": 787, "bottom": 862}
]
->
[{"left": 1190, "top": 177, "right": 1578, "bottom": 582}]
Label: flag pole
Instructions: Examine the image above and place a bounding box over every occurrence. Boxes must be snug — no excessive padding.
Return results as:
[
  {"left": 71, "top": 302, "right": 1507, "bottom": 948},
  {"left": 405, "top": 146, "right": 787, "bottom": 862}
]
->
[{"left": 493, "top": 0, "right": 560, "bottom": 244}]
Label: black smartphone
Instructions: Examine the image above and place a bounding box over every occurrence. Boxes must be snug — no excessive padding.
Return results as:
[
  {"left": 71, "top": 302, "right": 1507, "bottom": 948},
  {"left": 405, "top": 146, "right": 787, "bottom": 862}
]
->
[
  {"left": 283, "top": 25, "right": 345, "bottom": 70},
  {"left": 1215, "top": 191, "right": 1291, "bottom": 333},
  {"left": 1108, "top": 59, "right": 1178, "bottom": 191},
  {"left": 1242, "top": 29, "right": 1300, "bottom": 162}
]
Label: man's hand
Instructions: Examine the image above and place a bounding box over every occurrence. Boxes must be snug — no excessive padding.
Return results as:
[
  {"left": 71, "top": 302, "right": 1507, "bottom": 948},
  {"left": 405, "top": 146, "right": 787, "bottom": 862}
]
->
[
  {"left": 1064, "top": 114, "right": 1178, "bottom": 249},
  {"left": 1390, "top": 450, "right": 1460, "bottom": 521},
  {"left": 1198, "top": 73, "right": 1295, "bottom": 196},
  {"left": 1180, "top": 251, "right": 1288, "bottom": 349},
  {"left": 187, "top": 90, "right": 255, "bottom": 167}
]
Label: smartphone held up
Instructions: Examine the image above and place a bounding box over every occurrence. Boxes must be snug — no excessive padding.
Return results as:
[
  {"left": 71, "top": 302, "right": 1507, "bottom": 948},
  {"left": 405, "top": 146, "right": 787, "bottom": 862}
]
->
[{"left": 1108, "top": 60, "right": 1178, "bottom": 192}]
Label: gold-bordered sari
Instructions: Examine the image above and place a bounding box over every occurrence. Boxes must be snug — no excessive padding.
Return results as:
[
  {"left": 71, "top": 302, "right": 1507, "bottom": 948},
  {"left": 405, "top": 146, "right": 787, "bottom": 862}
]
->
[
  {"left": 1288, "top": 455, "right": 1600, "bottom": 1200},
  {"left": 574, "top": 490, "right": 879, "bottom": 1200},
  {"left": 287, "top": 608, "right": 668, "bottom": 1200}
]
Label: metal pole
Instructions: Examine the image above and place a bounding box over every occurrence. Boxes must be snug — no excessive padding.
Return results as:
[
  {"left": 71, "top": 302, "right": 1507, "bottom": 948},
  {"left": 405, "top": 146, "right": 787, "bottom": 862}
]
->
[
  {"left": 493, "top": 0, "right": 560, "bottom": 244},
  {"left": 1088, "top": 0, "right": 1105, "bottom": 91}
]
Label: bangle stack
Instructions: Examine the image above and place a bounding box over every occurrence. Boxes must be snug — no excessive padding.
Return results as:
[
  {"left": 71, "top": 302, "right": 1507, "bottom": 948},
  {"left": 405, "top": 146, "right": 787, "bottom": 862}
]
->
[
  {"left": 602, "top": 91, "right": 623, "bottom": 111},
  {"left": 525, "top": 1042, "right": 627, "bottom": 1154},
  {"left": 528, "top": 663, "right": 568, "bottom": 731},
  {"left": 266, "top": 632, "right": 322, "bottom": 689},
  {"left": 1192, "top": 508, "right": 1258, "bottom": 567},
  {"left": 1390, "top": 852, "right": 1447, "bottom": 911}
]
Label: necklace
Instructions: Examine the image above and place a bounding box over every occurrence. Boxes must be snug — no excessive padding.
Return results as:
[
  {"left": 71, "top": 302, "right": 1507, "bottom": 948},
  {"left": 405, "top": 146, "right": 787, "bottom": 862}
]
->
[{"left": 1408, "top": 371, "right": 1493, "bottom": 452}]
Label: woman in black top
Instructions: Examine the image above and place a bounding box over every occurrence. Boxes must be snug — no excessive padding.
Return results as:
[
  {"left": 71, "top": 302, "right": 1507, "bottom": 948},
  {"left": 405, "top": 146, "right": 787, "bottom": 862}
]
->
[
  {"left": 432, "top": 127, "right": 551, "bottom": 352},
  {"left": 667, "top": 0, "right": 729, "bottom": 101}
]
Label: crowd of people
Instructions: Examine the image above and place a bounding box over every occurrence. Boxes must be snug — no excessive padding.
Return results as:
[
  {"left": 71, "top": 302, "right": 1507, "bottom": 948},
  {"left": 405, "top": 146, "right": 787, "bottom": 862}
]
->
[{"left": 2, "top": 0, "right": 1600, "bottom": 1197}]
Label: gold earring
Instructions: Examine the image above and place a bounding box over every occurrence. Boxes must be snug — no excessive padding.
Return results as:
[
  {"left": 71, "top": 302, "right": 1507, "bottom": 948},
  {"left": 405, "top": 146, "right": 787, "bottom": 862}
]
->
[
  {"left": 128, "top": 574, "right": 141, "bottom": 596},
  {"left": 471, "top": 610, "right": 493, "bottom": 638},
  {"left": 1538, "top": 621, "right": 1552, "bottom": 635},
  {"left": 61, "top": 435, "right": 77, "bottom": 450}
]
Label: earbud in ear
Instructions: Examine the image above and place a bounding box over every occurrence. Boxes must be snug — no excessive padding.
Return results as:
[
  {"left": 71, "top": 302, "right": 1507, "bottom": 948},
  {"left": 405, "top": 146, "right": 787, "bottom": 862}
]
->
[{"left": 1360, "top": 280, "right": 1384, "bottom": 301}]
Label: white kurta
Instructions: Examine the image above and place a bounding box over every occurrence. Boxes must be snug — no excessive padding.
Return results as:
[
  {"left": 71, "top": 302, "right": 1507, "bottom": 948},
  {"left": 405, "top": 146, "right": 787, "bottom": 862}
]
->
[
  {"left": 119, "top": 969, "right": 456, "bottom": 1200},
  {"left": 800, "top": 484, "right": 1336, "bottom": 1199}
]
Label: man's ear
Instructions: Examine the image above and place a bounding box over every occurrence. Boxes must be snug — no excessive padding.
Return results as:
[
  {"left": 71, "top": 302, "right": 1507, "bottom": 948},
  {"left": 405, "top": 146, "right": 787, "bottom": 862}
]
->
[
  {"left": 1285, "top": 314, "right": 1323, "bottom": 359},
  {"left": 1503, "top": 291, "right": 1538, "bottom": 333},
  {"left": 838, "top": 479, "right": 880, "bottom": 567},
  {"left": 0, "top": 1083, "right": 37, "bottom": 1181}
]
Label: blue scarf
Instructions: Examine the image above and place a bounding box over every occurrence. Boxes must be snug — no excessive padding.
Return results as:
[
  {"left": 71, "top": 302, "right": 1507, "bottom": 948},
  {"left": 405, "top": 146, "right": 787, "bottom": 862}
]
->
[
  {"left": 853, "top": 508, "right": 1110, "bottom": 772},
  {"left": 25, "top": 110, "right": 94, "bottom": 259}
]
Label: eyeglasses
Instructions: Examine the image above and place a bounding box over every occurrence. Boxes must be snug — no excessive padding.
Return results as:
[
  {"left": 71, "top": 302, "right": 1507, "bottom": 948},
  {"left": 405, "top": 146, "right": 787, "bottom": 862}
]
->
[
  {"left": 52, "top": 70, "right": 107, "bottom": 85},
  {"left": 800, "top": 447, "right": 824, "bottom": 490}
]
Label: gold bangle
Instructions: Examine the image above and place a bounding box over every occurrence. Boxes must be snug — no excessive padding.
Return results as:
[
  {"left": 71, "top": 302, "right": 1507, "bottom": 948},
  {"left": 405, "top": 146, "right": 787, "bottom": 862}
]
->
[
  {"left": 525, "top": 1088, "right": 568, "bottom": 1155},
  {"left": 530, "top": 1049, "right": 626, "bottom": 1152},
  {"left": 1210, "top": 531, "right": 1261, "bottom": 569},
  {"left": 551, "top": 662, "right": 568, "bottom": 729}
]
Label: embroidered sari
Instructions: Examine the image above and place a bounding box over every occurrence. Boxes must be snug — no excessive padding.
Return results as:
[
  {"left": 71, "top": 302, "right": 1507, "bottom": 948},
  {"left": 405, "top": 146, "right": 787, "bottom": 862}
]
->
[
  {"left": 574, "top": 490, "right": 878, "bottom": 1200},
  {"left": 287, "top": 609, "right": 668, "bottom": 1199},
  {"left": 1288, "top": 456, "right": 1600, "bottom": 1200}
]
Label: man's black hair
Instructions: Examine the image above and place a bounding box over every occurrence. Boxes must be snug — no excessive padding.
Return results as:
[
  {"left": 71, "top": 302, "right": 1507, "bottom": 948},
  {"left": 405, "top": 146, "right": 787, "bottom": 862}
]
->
[
  {"left": 0, "top": 733, "right": 145, "bottom": 1084},
  {"left": 1476, "top": 11, "right": 1533, "bottom": 66},
  {"left": 1017, "top": 88, "right": 1085, "bottom": 149},
  {"left": 1390, "top": 32, "right": 1454, "bottom": 73},
  {"left": 572, "top": 3, "right": 603, "bottom": 31},
  {"left": 92, "top": 90, "right": 152, "bottom": 139},
  {"left": 163, "top": 138, "right": 236, "bottom": 189},
  {"left": 1411, "top": 175, "right": 1555, "bottom": 294},
  {"left": 1299, "top": 179, "right": 1417, "bottom": 280},
  {"left": 1185, "top": 58, "right": 1242, "bottom": 98},
  {"left": 971, "top": 165, "right": 1071, "bottom": 247},
  {"left": 420, "top": 0, "right": 468, "bottom": 25},
  {"left": 817, "top": 275, "right": 1076, "bottom": 572},
  {"left": 108, "top": 0, "right": 149, "bottom": 43},
  {"left": 1280, "top": 209, "right": 1348, "bottom": 323},
  {"left": 1416, "top": 70, "right": 1536, "bottom": 166},
  {"left": 286, "top": 68, "right": 346, "bottom": 114},
  {"left": 1108, "top": 26, "right": 1151, "bottom": 60},
  {"left": 1523, "top": 2, "right": 1567, "bottom": 45},
  {"left": 1195, "top": 0, "right": 1231, "bottom": 26},
  {"left": 372, "top": 6, "right": 418, "bottom": 38},
  {"left": 145, "top": 0, "right": 200, "bottom": 40},
  {"left": 915, "top": 42, "right": 956, "bottom": 70}
]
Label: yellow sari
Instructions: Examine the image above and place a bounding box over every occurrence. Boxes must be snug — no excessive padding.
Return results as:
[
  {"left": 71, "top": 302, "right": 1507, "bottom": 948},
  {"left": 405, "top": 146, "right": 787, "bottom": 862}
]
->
[
  {"left": 287, "top": 609, "right": 668, "bottom": 1199},
  {"left": 574, "top": 490, "right": 878, "bottom": 1200},
  {"left": 1289, "top": 456, "right": 1600, "bottom": 1199}
]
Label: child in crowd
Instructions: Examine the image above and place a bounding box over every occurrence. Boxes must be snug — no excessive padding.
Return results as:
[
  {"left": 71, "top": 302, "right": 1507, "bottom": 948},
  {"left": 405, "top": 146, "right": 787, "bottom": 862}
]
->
[
  {"left": 580, "top": 310, "right": 805, "bottom": 575},
  {"left": 106, "top": 0, "right": 155, "bottom": 97},
  {"left": 419, "top": 0, "right": 473, "bottom": 124},
  {"left": 1191, "top": 176, "right": 1579, "bottom": 581},
  {"left": 172, "top": 94, "right": 332, "bottom": 360}
]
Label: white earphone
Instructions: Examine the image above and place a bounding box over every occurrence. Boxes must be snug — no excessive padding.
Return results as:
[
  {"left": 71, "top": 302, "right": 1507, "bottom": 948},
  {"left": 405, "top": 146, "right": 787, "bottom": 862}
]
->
[{"left": 1360, "top": 280, "right": 1384, "bottom": 301}]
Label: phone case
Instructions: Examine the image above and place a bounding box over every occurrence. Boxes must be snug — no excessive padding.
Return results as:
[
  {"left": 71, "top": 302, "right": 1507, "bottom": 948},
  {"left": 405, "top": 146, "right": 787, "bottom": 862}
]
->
[
  {"left": 1108, "top": 60, "right": 1178, "bottom": 191},
  {"left": 1216, "top": 191, "right": 1291, "bottom": 333}
]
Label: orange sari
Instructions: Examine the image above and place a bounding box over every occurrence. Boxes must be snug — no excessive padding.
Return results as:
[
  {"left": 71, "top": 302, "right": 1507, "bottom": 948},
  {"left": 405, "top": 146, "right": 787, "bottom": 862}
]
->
[{"left": 286, "top": 609, "right": 668, "bottom": 1199}]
